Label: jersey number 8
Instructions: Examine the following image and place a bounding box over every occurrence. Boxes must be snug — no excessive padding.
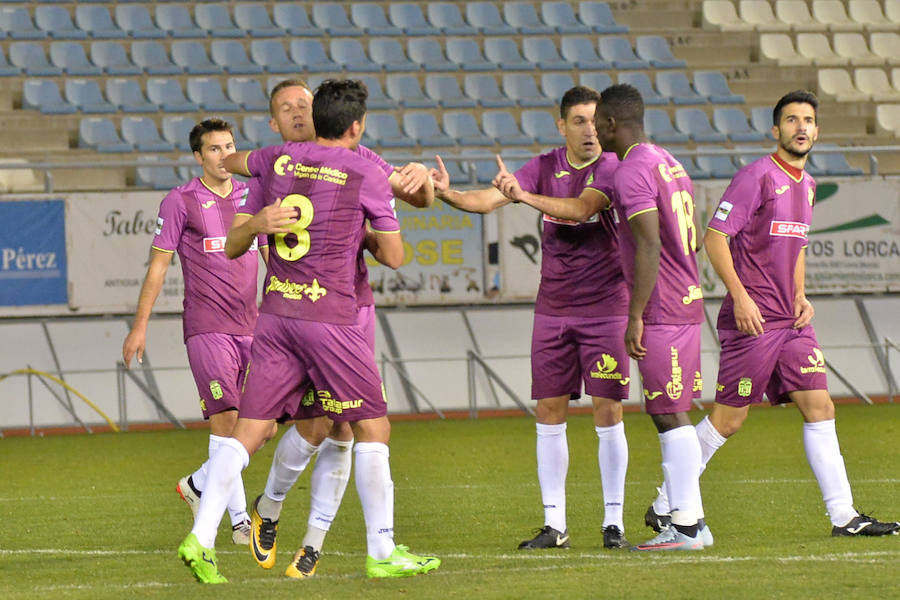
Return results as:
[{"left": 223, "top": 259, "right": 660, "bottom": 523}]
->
[{"left": 275, "top": 194, "right": 314, "bottom": 261}]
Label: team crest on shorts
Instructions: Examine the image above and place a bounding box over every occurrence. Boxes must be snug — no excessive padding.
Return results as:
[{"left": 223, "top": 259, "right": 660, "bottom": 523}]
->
[
  {"left": 302, "top": 388, "right": 316, "bottom": 407},
  {"left": 209, "top": 380, "right": 223, "bottom": 400},
  {"left": 738, "top": 377, "right": 753, "bottom": 397}
]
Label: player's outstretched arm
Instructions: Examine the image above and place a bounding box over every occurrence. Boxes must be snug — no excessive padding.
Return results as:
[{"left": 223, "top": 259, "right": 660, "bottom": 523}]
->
[
  {"left": 625, "top": 211, "right": 661, "bottom": 359},
  {"left": 225, "top": 204, "right": 297, "bottom": 259},
  {"left": 123, "top": 249, "right": 174, "bottom": 367},
  {"left": 792, "top": 247, "right": 814, "bottom": 329},
  {"left": 365, "top": 229, "right": 404, "bottom": 269},
  {"left": 705, "top": 228, "right": 765, "bottom": 336},
  {"left": 390, "top": 162, "right": 434, "bottom": 208},
  {"left": 430, "top": 155, "right": 511, "bottom": 214},
  {"left": 223, "top": 151, "right": 252, "bottom": 176}
]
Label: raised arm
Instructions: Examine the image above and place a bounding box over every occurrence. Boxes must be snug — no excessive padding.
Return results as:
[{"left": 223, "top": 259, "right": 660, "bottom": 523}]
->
[
  {"left": 122, "top": 249, "right": 174, "bottom": 367},
  {"left": 223, "top": 151, "right": 252, "bottom": 176},
  {"left": 704, "top": 228, "right": 764, "bottom": 336},
  {"left": 430, "top": 155, "right": 512, "bottom": 214}
]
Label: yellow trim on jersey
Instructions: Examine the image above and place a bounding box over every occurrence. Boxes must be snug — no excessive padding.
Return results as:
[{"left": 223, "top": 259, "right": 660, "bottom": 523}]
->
[
  {"left": 242, "top": 151, "right": 253, "bottom": 177},
  {"left": 706, "top": 227, "right": 729, "bottom": 238},
  {"left": 199, "top": 177, "right": 233, "bottom": 199},
  {"left": 621, "top": 142, "right": 642, "bottom": 161},
  {"left": 565, "top": 149, "right": 600, "bottom": 170},
  {"left": 370, "top": 228, "right": 401, "bottom": 234},
  {"left": 150, "top": 245, "right": 175, "bottom": 253},
  {"left": 768, "top": 155, "right": 804, "bottom": 183},
  {"left": 583, "top": 187, "right": 612, "bottom": 210},
  {"left": 626, "top": 206, "right": 658, "bottom": 221},
  {"left": 235, "top": 212, "right": 254, "bottom": 218}
]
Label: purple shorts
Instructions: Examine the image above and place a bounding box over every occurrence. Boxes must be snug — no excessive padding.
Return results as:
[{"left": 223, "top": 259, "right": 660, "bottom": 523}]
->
[
  {"left": 531, "top": 313, "right": 630, "bottom": 401},
  {"left": 240, "top": 313, "right": 387, "bottom": 423},
  {"left": 715, "top": 325, "right": 828, "bottom": 407},
  {"left": 185, "top": 332, "right": 253, "bottom": 419},
  {"left": 638, "top": 323, "right": 702, "bottom": 415},
  {"left": 357, "top": 303, "right": 376, "bottom": 352}
]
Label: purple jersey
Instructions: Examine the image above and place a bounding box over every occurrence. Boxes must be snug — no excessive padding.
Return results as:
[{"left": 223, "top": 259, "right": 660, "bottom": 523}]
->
[
  {"left": 515, "top": 147, "right": 627, "bottom": 317},
  {"left": 612, "top": 143, "right": 703, "bottom": 325},
  {"left": 708, "top": 154, "right": 815, "bottom": 331},
  {"left": 240, "top": 142, "right": 398, "bottom": 325},
  {"left": 151, "top": 177, "right": 262, "bottom": 340},
  {"left": 355, "top": 144, "right": 395, "bottom": 308}
]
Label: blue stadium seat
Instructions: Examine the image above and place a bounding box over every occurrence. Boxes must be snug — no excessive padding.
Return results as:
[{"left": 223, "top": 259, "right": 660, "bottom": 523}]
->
[
  {"left": 444, "top": 111, "right": 494, "bottom": 146},
  {"left": 673, "top": 153, "right": 711, "bottom": 180},
  {"left": 644, "top": 109, "right": 690, "bottom": 143},
  {"left": 272, "top": 5, "right": 317, "bottom": 37},
  {"left": 311, "top": 5, "right": 362, "bottom": 37},
  {"left": 35, "top": 6, "right": 87, "bottom": 40},
  {"left": 358, "top": 75, "right": 397, "bottom": 110},
  {"left": 211, "top": 40, "right": 264, "bottom": 75},
  {"left": 330, "top": 38, "right": 380, "bottom": 72},
  {"left": 177, "top": 159, "right": 204, "bottom": 182},
  {"left": 427, "top": 3, "right": 478, "bottom": 35},
  {"left": 504, "top": 2, "right": 555, "bottom": 34},
  {"left": 0, "top": 46, "right": 20, "bottom": 76},
  {"left": 234, "top": 4, "right": 285, "bottom": 38},
  {"left": 408, "top": 39, "right": 456, "bottom": 72},
  {"left": 617, "top": 72, "right": 669, "bottom": 105},
  {"left": 227, "top": 77, "right": 268, "bottom": 112},
  {"left": 155, "top": 5, "right": 205, "bottom": 38},
  {"left": 541, "top": 73, "right": 576, "bottom": 101},
  {"left": 635, "top": 36, "right": 687, "bottom": 69},
  {"left": 289, "top": 40, "right": 339, "bottom": 73},
  {"left": 749, "top": 106, "right": 776, "bottom": 140},
  {"left": 424, "top": 75, "right": 477, "bottom": 108},
  {"left": 523, "top": 37, "right": 575, "bottom": 70},
  {"left": 131, "top": 41, "right": 182, "bottom": 75},
  {"left": 579, "top": 72, "right": 614, "bottom": 94},
  {"left": 466, "top": 2, "right": 517, "bottom": 35},
  {"left": 79, "top": 117, "right": 132, "bottom": 152},
  {"left": 350, "top": 3, "right": 402, "bottom": 36},
  {"left": 121, "top": 117, "right": 175, "bottom": 152},
  {"left": 656, "top": 71, "right": 708, "bottom": 105},
  {"left": 541, "top": 2, "right": 593, "bottom": 34},
  {"left": 243, "top": 115, "right": 283, "bottom": 147},
  {"left": 446, "top": 38, "right": 498, "bottom": 71},
  {"left": 733, "top": 145, "right": 770, "bottom": 167},
  {"left": 65, "top": 79, "right": 116, "bottom": 113},
  {"left": 560, "top": 36, "right": 613, "bottom": 70},
  {"left": 521, "top": 110, "right": 562, "bottom": 145},
  {"left": 809, "top": 144, "right": 864, "bottom": 176},
  {"left": 464, "top": 74, "right": 515, "bottom": 108},
  {"left": 578, "top": 2, "right": 629, "bottom": 34},
  {"left": 172, "top": 41, "right": 223, "bottom": 75},
  {"left": 23, "top": 79, "right": 76, "bottom": 114},
  {"left": 675, "top": 108, "right": 729, "bottom": 143},
  {"left": 147, "top": 79, "right": 198, "bottom": 113},
  {"left": 504, "top": 74, "right": 556, "bottom": 108},
  {"left": 428, "top": 154, "right": 471, "bottom": 185},
  {"left": 389, "top": 3, "right": 439, "bottom": 36},
  {"left": 195, "top": 4, "right": 243, "bottom": 37},
  {"left": 91, "top": 41, "right": 141, "bottom": 75},
  {"left": 482, "top": 110, "right": 535, "bottom": 145},
  {"left": 249, "top": 40, "right": 295, "bottom": 74},
  {"left": 75, "top": 5, "right": 127, "bottom": 39},
  {"left": 695, "top": 145, "right": 739, "bottom": 179},
  {"left": 49, "top": 41, "right": 102, "bottom": 76},
  {"left": 693, "top": 71, "right": 745, "bottom": 104},
  {"left": 484, "top": 38, "right": 534, "bottom": 71},
  {"left": 598, "top": 37, "right": 651, "bottom": 69},
  {"left": 9, "top": 42, "right": 62, "bottom": 76},
  {"left": 0, "top": 6, "right": 48, "bottom": 39},
  {"left": 186, "top": 78, "right": 240, "bottom": 112},
  {"left": 386, "top": 75, "right": 439, "bottom": 108},
  {"left": 503, "top": 148, "right": 535, "bottom": 172},
  {"left": 713, "top": 108, "right": 767, "bottom": 142},
  {"left": 106, "top": 78, "right": 157, "bottom": 113},
  {"left": 461, "top": 148, "right": 500, "bottom": 183},
  {"left": 115, "top": 5, "right": 165, "bottom": 39},
  {"left": 161, "top": 115, "right": 196, "bottom": 151},
  {"left": 403, "top": 112, "right": 455, "bottom": 147},
  {"left": 369, "top": 39, "right": 418, "bottom": 72},
  {"left": 364, "top": 113, "right": 416, "bottom": 148},
  {"left": 136, "top": 156, "right": 182, "bottom": 190}
]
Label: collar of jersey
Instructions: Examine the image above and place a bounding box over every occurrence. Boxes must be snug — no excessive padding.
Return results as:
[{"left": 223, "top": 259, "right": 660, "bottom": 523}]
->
[
  {"left": 199, "top": 176, "right": 234, "bottom": 199},
  {"left": 564, "top": 148, "right": 600, "bottom": 170},
  {"left": 621, "top": 142, "right": 643, "bottom": 161},
  {"left": 769, "top": 153, "right": 804, "bottom": 183}
]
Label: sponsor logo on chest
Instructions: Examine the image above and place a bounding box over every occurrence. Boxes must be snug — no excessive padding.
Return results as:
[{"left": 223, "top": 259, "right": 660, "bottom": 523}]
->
[
  {"left": 204, "top": 237, "right": 257, "bottom": 252},
  {"left": 769, "top": 221, "right": 809, "bottom": 240}
]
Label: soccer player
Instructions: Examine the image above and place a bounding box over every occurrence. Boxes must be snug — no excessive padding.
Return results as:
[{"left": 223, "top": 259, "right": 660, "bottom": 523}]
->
[
  {"left": 431, "top": 86, "right": 632, "bottom": 550},
  {"left": 246, "top": 79, "right": 434, "bottom": 578},
  {"left": 645, "top": 90, "right": 900, "bottom": 538},
  {"left": 594, "top": 83, "right": 709, "bottom": 551},
  {"left": 176, "top": 79, "right": 440, "bottom": 583},
  {"left": 122, "top": 118, "right": 264, "bottom": 545}
]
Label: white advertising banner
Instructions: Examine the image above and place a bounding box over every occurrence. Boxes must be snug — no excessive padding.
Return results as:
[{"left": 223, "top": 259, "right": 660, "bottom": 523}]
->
[{"left": 496, "top": 202, "right": 543, "bottom": 302}]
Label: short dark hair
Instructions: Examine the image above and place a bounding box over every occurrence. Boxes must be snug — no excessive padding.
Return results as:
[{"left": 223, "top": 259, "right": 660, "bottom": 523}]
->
[
  {"left": 773, "top": 90, "right": 818, "bottom": 126},
  {"left": 268, "top": 78, "right": 310, "bottom": 116},
  {"left": 560, "top": 85, "right": 602, "bottom": 119},
  {"left": 598, "top": 83, "right": 644, "bottom": 125},
  {"left": 189, "top": 118, "right": 234, "bottom": 153},
  {"left": 312, "top": 79, "right": 368, "bottom": 140}
]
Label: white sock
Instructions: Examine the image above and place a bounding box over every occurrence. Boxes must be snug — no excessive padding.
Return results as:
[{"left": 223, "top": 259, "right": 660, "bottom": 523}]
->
[
  {"left": 354, "top": 442, "right": 395, "bottom": 560},
  {"left": 308, "top": 437, "right": 353, "bottom": 534},
  {"left": 803, "top": 419, "right": 856, "bottom": 526},
  {"left": 536, "top": 422, "right": 568, "bottom": 532},
  {"left": 190, "top": 437, "right": 249, "bottom": 548},
  {"left": 189, "top": 435, "right": 248, "bottom": 526},
  {"left": 659, "top": 425, "right": 703, "bottom": 527},
  {"left": 595, "top": 422, "right": 627, "bottom": 530},
  {"left": 653, "top": 416, "right": 726, "bottom": 515},
  {"left": 261, "top": 426, "right": 319, "bottom": 520}
]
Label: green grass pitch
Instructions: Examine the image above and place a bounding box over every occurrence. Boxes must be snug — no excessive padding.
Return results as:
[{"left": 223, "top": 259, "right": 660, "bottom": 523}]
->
[{"left": 2, "top": 403, "right": 898, "bottom": 599}]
